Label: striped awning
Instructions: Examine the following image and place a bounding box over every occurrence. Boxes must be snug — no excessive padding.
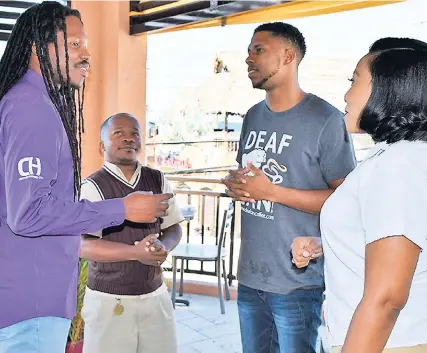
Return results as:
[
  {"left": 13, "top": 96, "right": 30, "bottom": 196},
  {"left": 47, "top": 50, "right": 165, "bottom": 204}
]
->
[
  {"left": 0, "top": 0, "right": 68, "bottom": 41},
  {"left": 1, "top": 1, "right": 403, "bottom": 41}
]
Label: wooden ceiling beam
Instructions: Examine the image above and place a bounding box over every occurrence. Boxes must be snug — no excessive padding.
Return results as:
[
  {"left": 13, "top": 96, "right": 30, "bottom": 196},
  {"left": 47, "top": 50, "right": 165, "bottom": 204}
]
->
[
  {"left": 0, "top": 1, "right": 37, "bottom": 9},
  {"left": 0, "top": 31, "right": 10, "bottom": 41},
  {"left": 0, "top": 10, "right": 20, "bottom": 20}
]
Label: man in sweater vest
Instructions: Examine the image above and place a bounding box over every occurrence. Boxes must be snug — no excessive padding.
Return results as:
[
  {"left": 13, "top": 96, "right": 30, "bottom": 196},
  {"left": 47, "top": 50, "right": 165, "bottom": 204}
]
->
[{"left": 79, "top": 113, "right": 184, "bottom": 353}]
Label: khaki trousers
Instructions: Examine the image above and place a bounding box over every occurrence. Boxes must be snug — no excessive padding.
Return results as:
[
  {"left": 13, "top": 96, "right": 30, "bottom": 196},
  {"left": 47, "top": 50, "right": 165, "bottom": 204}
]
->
[
  {"left": 81, "top": 284, "right": 177, "bottom": 353},
  {"left": 331, "top": 345, "right": 427, "bottom": 353}
]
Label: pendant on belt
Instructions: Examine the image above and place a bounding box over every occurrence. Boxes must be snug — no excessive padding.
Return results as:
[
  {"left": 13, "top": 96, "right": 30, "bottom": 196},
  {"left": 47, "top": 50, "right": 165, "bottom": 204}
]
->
[{"left": 113, "top": 298, "right": 124, "bottom": 315}]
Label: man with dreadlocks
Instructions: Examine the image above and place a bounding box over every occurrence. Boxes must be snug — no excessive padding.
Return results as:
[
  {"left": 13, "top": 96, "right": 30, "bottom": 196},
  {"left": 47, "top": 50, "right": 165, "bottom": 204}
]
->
[{"left": 0, "top": 2, "right": 172, "bottom": 352}]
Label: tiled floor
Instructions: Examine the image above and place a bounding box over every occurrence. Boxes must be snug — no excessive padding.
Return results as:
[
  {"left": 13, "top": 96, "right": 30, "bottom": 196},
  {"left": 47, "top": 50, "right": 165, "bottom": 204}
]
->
[
  {"left": 175, "top": 293, "right": 242, "bottom": 353},
  {"left": 175, "top": 293, "right": 329, "bottom": 353}
]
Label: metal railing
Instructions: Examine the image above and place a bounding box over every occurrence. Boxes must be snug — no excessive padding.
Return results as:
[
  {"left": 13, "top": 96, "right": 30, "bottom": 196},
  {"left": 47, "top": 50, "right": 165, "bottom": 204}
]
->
[
  {"left": 167, "top": 176, "right": 238, "bottom": 285},
  {"left": 145, "top": 139, "right": 239, "bottom": 173}
]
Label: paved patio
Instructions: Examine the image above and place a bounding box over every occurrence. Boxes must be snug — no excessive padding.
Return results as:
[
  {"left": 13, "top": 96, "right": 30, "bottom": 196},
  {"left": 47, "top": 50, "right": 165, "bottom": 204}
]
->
[
  {"left": 175, "top": 293, "right": 242, "bottom": 353},
  {"left": 174, "top": 292, "right": 329, "bottom": 353}
]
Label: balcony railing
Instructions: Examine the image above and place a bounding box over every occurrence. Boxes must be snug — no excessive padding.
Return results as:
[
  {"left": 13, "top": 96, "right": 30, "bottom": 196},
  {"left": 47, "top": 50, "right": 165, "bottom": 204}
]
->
[
  {"left": 145, "top": 139, "right": 239, "bottom": 174},
  {"left": 167, "top": 175, "right": 238, "bottom": 285}
]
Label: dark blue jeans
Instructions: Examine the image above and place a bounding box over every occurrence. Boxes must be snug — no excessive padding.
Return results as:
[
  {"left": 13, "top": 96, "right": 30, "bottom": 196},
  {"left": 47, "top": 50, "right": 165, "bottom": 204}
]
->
[{"left": 238, "top": 284, "right": 323, "bottom": 353}]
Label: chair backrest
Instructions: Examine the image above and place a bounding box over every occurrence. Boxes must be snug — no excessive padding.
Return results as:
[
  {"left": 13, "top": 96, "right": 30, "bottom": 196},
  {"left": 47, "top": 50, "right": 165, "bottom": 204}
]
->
[{"left": 217, "top": 201, "right": 234, "bottom": 259}]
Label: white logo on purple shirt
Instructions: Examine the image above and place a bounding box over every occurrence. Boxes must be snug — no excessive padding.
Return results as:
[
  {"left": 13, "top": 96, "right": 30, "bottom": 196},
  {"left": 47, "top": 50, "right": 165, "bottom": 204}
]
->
[{"left": 18, "top": 157, "right": 43, "bottom": 181}]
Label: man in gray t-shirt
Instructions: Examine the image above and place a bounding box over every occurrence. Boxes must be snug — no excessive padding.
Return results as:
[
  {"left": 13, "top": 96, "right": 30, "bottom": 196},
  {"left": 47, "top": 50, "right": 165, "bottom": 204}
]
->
[{"left": 223, "top": 23, "right": 355, "bottom": 353}]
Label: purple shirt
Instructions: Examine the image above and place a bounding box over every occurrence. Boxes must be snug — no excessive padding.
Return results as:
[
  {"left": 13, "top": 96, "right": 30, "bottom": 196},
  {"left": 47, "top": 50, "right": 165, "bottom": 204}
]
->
[{"left": 0, "top": 70, "right": 125, "bottom": 329}]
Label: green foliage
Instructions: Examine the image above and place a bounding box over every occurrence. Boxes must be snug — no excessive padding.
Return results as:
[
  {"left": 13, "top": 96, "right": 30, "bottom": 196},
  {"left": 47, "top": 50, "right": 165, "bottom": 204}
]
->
[{"left": 68, "top": 259, "right": 88, "bottom": 343}]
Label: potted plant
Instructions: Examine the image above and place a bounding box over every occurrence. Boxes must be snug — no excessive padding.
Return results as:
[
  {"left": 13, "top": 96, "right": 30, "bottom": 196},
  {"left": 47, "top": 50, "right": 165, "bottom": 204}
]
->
[{"left": 66, "top": 259, "right": 88, "bottom": 353}]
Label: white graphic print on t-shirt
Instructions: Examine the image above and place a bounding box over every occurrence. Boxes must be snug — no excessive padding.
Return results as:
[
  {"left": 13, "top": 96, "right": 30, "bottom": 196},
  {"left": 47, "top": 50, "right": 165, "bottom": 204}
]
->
[{"left": 240, "top": 130, "right": 292, "bottom": 221}]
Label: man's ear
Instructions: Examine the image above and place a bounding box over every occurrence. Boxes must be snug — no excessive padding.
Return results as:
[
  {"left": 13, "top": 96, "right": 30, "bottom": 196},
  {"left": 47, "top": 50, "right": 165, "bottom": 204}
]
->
[
  {"left": 283, "top": 47, "right": 296, "bottom": 65},
  {"left": 99, "top": 140, "right": 105, "bottom": 155}
]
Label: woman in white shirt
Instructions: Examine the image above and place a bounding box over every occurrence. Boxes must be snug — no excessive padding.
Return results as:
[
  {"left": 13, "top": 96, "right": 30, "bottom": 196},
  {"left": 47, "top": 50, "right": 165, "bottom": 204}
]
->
[{"left": 316, "top": 44, "right": 427, "bottom": 353}]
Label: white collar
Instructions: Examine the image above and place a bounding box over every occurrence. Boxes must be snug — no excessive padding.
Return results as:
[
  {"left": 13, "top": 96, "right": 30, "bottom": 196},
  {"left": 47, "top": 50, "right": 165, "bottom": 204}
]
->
[
  {"left": 102, "top": 161, "right": 142, "bottom": 189},
  {"left": 362, "top": 141, "right": 389, "bottom": 163}
]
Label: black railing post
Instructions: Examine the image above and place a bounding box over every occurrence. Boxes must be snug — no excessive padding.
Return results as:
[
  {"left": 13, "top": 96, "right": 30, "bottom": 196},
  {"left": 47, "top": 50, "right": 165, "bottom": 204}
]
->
[{"left": 228, "top": 200, "right": 236, "bottom": 285}]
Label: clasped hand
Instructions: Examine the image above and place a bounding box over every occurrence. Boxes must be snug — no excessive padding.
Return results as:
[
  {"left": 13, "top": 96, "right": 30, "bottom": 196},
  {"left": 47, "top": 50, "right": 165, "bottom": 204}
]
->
[
  {"left": 221, "top": 162, "right": 273, "bottom": 202},
  {"left": 133, "top": 234, "right": 168, "bottom": 266}
]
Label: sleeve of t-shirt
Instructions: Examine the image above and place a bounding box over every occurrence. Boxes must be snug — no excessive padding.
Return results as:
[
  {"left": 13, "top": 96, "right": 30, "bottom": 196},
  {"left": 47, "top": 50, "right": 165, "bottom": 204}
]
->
[
  {"left": 161, "top": 173, "right": 185, "bottom": 230},
  {"left": 2, "top": 99, "right": 125, "bottom": 237},
  {"left": 317, "top": 111, "right": 356, "bottom": 183},
  {"left": 79, "top": 179, "right": 104, "bottom": 238},
  {"left": 360, "top": 153, "right": 427, "bottom": 250}
]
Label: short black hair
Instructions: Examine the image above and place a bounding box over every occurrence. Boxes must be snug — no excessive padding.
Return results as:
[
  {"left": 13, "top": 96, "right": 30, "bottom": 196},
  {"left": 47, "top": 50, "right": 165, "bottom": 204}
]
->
[
  {"left": 100, "top": 113, "right": 138, "bottom": 140},
  {"left": 359, "top": 49, "right": 427, "bottom": 144},
  {"left": 254, "top": 22, "right": 306, "bottom": 62},
  {"left": 369, "top": 37, "right": 427, "bottom": 53}
]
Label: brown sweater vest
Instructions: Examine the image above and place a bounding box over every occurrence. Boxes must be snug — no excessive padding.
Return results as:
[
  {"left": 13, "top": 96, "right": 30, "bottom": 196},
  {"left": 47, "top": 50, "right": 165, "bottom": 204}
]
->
[{"left": 86, "top": 166, "right": 164, "bottom": 295}]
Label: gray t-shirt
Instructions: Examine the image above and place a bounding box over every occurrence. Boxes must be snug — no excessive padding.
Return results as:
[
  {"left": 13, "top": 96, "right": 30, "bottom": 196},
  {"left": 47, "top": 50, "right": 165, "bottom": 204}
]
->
[{"left": 236, "top": 93, "right": 356, "bottom": 295}]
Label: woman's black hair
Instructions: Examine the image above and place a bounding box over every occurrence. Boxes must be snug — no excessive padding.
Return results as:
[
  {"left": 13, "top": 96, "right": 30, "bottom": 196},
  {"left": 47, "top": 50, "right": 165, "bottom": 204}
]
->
[
  {"left": 369, "top": 37, "right": 427, "bottom": 53},
  {"left": 359, "top": 49, "right": 427, "bottom": 144}
]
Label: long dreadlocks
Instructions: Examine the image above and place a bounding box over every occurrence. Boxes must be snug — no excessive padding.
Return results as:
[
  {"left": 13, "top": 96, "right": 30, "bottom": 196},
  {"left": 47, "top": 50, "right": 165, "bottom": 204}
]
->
[{"left": 0, "top": 1, "right": 85, "bottom": 198}]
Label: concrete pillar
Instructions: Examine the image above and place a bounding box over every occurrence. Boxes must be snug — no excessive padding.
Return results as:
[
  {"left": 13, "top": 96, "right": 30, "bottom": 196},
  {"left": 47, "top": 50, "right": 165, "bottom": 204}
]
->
[{"left": 72, "top": 1, "right": 147, "bottom": 177}]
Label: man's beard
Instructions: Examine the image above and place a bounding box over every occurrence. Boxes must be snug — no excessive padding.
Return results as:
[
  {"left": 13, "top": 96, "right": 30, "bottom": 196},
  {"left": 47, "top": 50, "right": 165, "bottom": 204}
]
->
[
  {"left": 253, "top": 66, "right": 279, "bottom": 90},
  {"left": 54, "top": 60, "right": 89, "bottom": 89},
  {"left": 53, "top": 70, "right": 82, "bottom": 90},
  {"left": 118, "top": 156, "right": 138, "bottom": 165}
]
